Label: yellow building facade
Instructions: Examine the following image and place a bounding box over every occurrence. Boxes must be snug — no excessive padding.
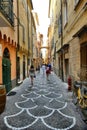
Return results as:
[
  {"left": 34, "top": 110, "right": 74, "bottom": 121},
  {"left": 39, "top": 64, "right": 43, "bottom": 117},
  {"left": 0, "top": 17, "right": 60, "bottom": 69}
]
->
[
  {"left": 17, "top": 0, "right": 29, "bottom": 82},
  {"left": 49, "top": 0, "right": 87, "bottom": 82},
  {"left": 62, "top": 0, "right": 87, "bottom": 81},
  {"left": 16, "top": 0, "right": 37, "bottom": 82},
  {"left": 0, "top": 0, "right": 37, "bottom": 92}
]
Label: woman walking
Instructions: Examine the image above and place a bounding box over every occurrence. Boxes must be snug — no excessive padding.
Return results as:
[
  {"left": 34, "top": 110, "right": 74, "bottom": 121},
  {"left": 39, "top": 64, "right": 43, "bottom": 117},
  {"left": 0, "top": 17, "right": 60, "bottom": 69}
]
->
[
  {"left": 46, "top": 65, "right": 50, "bottom": 80},
  {"left": 29, "top": 65, "right": 35, "bottom": 85}
]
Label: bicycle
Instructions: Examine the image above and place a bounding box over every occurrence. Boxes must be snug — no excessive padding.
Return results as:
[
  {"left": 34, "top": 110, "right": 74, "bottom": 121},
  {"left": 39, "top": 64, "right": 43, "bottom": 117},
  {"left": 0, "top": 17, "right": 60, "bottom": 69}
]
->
[{"left": 72, "top": 81, "right": 87, "bottom": 109}]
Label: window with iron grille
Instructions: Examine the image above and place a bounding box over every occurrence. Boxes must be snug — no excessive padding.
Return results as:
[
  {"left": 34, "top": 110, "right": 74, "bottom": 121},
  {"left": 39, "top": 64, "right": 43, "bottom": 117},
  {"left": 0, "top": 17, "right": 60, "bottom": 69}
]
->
[{"left": 0, "top": 0, "right": 14, "bottom": 26}]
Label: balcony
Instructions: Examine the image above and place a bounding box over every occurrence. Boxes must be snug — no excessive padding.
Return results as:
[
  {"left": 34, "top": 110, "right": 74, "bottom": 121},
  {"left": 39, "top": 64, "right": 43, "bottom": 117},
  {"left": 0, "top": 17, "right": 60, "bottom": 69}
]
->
[{"left": 0, "top": 0, "right": 14, "bottom": 27}]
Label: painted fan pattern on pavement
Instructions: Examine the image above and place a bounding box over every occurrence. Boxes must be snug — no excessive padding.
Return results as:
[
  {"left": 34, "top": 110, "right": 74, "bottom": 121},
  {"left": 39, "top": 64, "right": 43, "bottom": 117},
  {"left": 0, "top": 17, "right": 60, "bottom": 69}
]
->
[{"left": 4, "top": 73, "right": 76, "bottom": 130}]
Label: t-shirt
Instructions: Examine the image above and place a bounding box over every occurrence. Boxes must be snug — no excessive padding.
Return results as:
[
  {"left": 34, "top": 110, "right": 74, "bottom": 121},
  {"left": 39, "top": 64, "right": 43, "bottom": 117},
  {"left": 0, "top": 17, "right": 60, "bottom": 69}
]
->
[
  {"left": 42, "top": 65, "right": 45, "bottom": 70},
  {"left": 29, "top": 68, "right": 35, "bottom": 76},
  {"left": 48, "top": 64, "right": 51, "bottom": 70}
]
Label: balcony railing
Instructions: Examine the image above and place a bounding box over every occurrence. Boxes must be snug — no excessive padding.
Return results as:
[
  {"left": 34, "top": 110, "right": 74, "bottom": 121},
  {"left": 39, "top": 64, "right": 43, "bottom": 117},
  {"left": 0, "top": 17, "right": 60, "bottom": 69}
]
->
[{"left": 0, "top": 0, "right": 14, "bottom": 26}]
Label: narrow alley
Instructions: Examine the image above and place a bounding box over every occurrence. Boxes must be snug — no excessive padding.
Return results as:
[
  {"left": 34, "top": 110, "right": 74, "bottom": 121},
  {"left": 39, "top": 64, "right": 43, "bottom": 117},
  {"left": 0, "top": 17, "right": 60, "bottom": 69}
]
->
[
  {"left": 0, "top": 0, "right": 87, "bottom": 129},
  {"left": 0, "top": 69, "right": 87, "bottom": 130}
]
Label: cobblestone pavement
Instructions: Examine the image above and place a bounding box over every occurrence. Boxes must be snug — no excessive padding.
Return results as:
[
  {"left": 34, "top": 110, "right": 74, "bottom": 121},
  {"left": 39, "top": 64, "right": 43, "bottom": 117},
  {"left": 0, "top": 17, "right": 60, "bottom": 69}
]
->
[{"left": 0, "top": 70, "right": 87, "bottom": 130}]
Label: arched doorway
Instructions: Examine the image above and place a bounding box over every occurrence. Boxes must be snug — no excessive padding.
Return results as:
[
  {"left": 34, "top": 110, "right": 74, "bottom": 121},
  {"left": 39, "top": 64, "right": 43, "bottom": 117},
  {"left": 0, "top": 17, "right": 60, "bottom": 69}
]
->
[{"left": 2, "top": 48, "right": 11, "bottom": 93}]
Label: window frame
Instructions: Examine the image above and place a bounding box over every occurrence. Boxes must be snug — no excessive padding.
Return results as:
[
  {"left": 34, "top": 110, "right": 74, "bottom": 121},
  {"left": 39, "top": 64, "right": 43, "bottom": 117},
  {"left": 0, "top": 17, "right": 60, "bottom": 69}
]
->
[
  {"left": 74, "top": 0, "right": 81, "bottom": 9},
  {"left": 75, "top": 0, "right": 80, "bottom": 5},
  {"left": 63, "top": 0, "right": 68, "bottom": 27}
]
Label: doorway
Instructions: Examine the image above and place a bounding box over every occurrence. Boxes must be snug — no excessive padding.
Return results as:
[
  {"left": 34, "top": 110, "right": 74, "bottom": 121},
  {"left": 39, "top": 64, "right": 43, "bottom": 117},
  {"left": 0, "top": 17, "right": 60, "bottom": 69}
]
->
[
  {"left": 80, "top": 43, "right": 87, "bottom": 81},
  {"left": 2, "top": 48, "right": 11, "bottom": 93},
  {"left": 65, "top": 59, "right": 69, "bottom": 82}
]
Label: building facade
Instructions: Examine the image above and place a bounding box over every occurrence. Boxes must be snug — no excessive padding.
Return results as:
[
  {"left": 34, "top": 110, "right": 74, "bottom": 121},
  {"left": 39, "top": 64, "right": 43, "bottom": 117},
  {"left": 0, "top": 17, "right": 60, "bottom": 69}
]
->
[
  {"left": 0, "top": 0, "right": 37, "bottom": 92},
  {"left": 62, "top": 0, "right": 87, "bottom": 82},
  {"left": 0, "top": 0, "right": 17, "bottom": 92},
  {"left": 49, "top": 0, "right": 87, "bottom": 82},
  {"left": 16, "top": 0, "right": 31, "bottom": 82}
]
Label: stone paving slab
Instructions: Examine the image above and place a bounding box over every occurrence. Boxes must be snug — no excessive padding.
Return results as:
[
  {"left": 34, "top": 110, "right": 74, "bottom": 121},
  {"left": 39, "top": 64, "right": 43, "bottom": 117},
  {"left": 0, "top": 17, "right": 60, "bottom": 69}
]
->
[{"left": 0, "top": 70, "right": 87, "bottom": 130}]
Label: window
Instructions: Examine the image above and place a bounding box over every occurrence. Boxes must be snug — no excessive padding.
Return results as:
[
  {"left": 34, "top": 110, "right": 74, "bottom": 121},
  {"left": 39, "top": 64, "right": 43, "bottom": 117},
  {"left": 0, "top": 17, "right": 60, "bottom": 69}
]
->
[
  {"left": 22, "top": 0, "right": 27, "bottom": 12},
  {"left": 51, "top": 37, "right": 54, "bottom": 49},
  {"left": 75, "top": 0, "right": 80, "bottom": 5},
  {"left": 0, "top": 0, "right": 14, "bottom": 26},
  {"left": 74, "top": 0, "right": 81, "bottom": 9},
  {"left": 63, "top": 0, "right": 68, "bottom": 27},
  {"left": 58, "top": 14, "right": 62, "bottom": 37}
]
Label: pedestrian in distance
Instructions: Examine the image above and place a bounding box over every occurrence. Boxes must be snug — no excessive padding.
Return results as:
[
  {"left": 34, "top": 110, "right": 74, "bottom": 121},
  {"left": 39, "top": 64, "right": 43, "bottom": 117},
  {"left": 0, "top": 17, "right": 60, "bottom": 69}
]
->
[
  {"left": 29, "top": 65, "right": 35, "bottom": 86},
  {"left": 38, "top": 65, "right": 40, "bottom": 73},
  {"left": 41, "top": 64, "right": 46, "bottom": 75},
  {"left": 46, "top": 65, "right": 51, "bottom": 80},
  {"left": 48, "top": 63, "right": 52, "bottom": 72}
]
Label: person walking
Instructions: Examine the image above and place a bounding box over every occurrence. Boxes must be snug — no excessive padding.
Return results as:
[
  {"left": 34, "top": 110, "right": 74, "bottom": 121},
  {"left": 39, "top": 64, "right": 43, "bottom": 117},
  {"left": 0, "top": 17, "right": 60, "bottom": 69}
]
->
[
  {"left": 41, "top": 64, "right": 46, "bottom": 75},
  {"left": 46, "top": 65, "right": 50, "bottom": 80},
  {"left": 29, "top": 65, "right": 35, "bottom": 85},
  {"left": 38, "top": 65, "right": 40, "bottom": 73}
]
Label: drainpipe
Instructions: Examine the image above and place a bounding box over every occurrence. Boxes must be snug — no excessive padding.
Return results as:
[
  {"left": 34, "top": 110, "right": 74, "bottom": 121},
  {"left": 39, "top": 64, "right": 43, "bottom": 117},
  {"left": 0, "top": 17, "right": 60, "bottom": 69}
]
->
[
  {"left": 16, "top": 0, "right": 19, "bottom": 84},
  {"left": 27, "top": 0, "right": 30, "bottom": 74},
  {"left": 60, "top": 0, "right": 64, "bottom": 81},
  {"left": 17, "top": 0, "right": 19, "bottom": 51}
]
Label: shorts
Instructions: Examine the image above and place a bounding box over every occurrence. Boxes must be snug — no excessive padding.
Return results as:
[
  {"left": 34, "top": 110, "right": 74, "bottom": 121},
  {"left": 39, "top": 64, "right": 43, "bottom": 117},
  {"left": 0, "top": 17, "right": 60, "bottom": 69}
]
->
[{"left": 46, "top": 69, "right": 50, "bottom": 74}]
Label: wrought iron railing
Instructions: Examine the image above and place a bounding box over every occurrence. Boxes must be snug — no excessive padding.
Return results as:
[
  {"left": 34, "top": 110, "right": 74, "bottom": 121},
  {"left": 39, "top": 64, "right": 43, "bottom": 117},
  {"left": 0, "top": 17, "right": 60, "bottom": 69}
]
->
[{"left": 0, "top": 0, "right": 14, "bottom": 26}]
